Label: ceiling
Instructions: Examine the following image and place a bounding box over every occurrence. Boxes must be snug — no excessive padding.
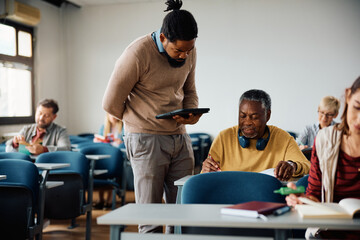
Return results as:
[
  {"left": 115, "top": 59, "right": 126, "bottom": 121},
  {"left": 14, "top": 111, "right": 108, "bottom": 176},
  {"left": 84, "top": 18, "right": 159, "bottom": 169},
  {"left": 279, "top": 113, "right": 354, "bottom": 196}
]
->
[{"left": 42, "top": 0, "right": 159, "bottom": 7}]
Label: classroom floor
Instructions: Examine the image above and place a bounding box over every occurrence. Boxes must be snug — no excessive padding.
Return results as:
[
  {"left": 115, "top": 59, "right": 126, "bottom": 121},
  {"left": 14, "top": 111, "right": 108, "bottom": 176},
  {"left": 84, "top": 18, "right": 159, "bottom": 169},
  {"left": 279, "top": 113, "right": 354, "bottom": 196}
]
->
[{"left": 42, "top": 190, "right": 138, "bottom": 240}]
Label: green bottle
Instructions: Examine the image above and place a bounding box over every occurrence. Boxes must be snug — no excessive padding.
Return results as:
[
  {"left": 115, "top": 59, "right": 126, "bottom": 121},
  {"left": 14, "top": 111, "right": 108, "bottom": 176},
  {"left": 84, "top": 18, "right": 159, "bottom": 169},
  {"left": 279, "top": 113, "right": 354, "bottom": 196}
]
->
[{"left": 274, "top": 186, "right": 305, "bottom": 195}]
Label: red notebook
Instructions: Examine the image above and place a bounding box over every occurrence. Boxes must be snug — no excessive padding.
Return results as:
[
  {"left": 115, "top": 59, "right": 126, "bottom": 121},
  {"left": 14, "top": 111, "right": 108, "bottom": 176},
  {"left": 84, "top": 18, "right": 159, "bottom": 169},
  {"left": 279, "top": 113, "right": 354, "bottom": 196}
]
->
[{"left": 221, "top": 201, "right": 286, "bottom": 219}]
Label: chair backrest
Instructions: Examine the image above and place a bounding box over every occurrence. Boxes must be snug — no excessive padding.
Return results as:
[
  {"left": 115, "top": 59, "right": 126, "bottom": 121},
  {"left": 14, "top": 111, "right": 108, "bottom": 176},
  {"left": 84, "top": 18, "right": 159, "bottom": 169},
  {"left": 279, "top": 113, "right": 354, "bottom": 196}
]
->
[
  {"left": 0, "top": 152, "right": 32, "bottom": 161},
  {"left": 0, "top": 145, "right": 5, "bottom": 152},
  {"left": 0, "top": 159, "right": 40, "bottom": 239},
  {"left": 0, "top": 159, "right": 39, "bottom": 204},
  {"left": 79, "top": 144, "right": 124, "bottom": 179},
  {"left": 76, "top": 141, "right": 109, "bottom": 150},
  {"left": 77, "top": 133, "right": 95, "bottom": 140},
  {"left": 181, "top": 171, "right": 285, "bottom": 237},
  {"left": 36, "top": 151, "right": 89, "bottom": 188},
  {"left": 182, "top": 171, "right": 285, "bottom": 204},
  {"left": 35, "top": 151, "right": 89, "bottom": 220},
  {"left": 301, "top": 147, "right": 312, "bottom": 161},
  {"left": 296, "top": 175, "right": 309, "bottom": 192},
  {"left": 69, "top": 135, "right": 93, "bottom": 144}
]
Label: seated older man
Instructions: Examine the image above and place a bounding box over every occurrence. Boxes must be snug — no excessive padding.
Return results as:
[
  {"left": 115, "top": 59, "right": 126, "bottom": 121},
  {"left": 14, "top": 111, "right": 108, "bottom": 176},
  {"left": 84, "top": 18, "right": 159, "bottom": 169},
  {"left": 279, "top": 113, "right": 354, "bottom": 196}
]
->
[
  {"left": 202, "top": 89, "right": 310, "bottom": 181},
  {"left": 6, "top": 99, "right": 71, "bottom": 155}
]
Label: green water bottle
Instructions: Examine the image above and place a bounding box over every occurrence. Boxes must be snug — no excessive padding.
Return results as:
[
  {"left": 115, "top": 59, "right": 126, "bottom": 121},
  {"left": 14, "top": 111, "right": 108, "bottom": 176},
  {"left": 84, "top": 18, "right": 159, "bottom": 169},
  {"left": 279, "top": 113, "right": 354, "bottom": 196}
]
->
[{"left": 274, "top": 186, "right": 305, "bottom": 195}]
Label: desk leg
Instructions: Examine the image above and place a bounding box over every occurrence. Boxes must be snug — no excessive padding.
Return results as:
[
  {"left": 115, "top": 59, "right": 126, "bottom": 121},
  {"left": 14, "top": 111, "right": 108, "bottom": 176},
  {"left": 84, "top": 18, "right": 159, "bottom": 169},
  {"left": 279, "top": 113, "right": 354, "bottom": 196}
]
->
[
  {"left": 174, "top": 185, "right": 182, "bottom": 234},
  {"left": 86, "top": 159, "right": 95, "bottom": 240},
  {"left": 37, "top": 169, "right": 50, "bottom": 240},
  {"left": 110, "top": 225, "right": 124, "bottom": 240},
  {"left": 274, "top": 229, "right": 288, "bottom": 240}
]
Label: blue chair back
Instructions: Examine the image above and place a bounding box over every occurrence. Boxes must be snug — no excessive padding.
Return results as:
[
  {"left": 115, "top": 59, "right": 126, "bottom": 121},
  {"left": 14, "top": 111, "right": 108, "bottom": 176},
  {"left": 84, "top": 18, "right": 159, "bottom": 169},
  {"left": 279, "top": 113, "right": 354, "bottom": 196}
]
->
[
  {"left": 79, "top": 144, "right": 124, "bottom": 180},
  {"left": 0, "top": 152, "right": 32, "bottom": 161},
  {"left": 0, "top": 159, "right": 41, "bottom": 239},
  {"left": 77, "top": 133, "right": 95, "bottom": 141},
  {"left": 36, "top": 151, "right": 89, "bottom": 188},
  {"left": 0, "top": 145, "right": 5, "bottom": 152},
  {"left": 182, "top": 171, "right": 285, "bottom": 204},
  {"left": 69, "top": 135, "right": 93, "bottom": 144},
  {"left": 75, "top": 141, "right": 109, "bottom": 150},
  {"left": 181, "top": 171, "right": 286, "bottom": 237},
  {"left": 35, "top": 151, "right": 89, "bottom": 220},
  {"left": 296, "top": 175, "right": 309, "bottom": 191},
  {"left": 0, "top": 159, "right": 39, "bottom": 204}
]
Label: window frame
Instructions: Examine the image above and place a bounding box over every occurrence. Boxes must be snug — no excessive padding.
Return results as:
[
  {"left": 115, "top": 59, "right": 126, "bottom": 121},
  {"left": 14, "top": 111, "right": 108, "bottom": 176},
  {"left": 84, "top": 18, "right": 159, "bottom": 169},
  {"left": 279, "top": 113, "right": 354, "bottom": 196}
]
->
[{"left": 0, "top": 20, "right": 35, "bottom": 125}]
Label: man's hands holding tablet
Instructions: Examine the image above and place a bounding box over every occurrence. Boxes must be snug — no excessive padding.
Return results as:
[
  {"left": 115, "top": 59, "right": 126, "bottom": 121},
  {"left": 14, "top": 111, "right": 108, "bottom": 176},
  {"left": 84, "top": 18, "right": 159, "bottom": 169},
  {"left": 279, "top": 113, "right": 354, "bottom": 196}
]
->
[
  {"left": 173, "top": 113, "right": 202, "bottom": 125},
  {"left": 155, "top": 108, "right": 209, "bottom": 125}
]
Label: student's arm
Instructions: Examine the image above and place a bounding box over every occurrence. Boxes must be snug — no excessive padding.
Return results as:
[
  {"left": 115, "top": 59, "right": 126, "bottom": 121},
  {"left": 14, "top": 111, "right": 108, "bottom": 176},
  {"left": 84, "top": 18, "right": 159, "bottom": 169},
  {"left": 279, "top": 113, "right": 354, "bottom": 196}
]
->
[
  {"left": 283, "top": 136, "right": 311, "bottom": 177},
  {"left": 102, "top": 49, "right": 141, "bottom": 119}
]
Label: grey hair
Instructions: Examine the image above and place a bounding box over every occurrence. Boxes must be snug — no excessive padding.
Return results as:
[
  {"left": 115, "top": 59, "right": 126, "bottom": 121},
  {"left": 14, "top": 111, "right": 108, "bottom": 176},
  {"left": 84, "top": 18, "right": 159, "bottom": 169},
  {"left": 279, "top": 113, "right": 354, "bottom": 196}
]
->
[{"left": 239, "top": 89, "right": 271, "bottom": 112}]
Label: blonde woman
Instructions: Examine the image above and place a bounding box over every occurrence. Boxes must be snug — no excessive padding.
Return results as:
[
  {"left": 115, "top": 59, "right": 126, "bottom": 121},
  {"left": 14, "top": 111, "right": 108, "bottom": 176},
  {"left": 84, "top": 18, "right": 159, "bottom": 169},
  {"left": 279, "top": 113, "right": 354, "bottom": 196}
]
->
[
  {"left": 94, "top": 114, "right": 124, "bottom": 147},
  {"left": 93, "top": 113, "right": 123, "bottom": 209},
  {"left": 297, "top": 96, "right": 340, "bottom": 150}
]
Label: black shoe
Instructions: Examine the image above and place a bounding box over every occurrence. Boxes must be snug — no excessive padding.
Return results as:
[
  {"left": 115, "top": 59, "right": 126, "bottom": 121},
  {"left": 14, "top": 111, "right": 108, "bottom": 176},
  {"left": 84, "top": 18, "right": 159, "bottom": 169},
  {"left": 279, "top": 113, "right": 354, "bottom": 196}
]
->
[{"left": 93, "top": 202, "right": 104, "bottom": 209}]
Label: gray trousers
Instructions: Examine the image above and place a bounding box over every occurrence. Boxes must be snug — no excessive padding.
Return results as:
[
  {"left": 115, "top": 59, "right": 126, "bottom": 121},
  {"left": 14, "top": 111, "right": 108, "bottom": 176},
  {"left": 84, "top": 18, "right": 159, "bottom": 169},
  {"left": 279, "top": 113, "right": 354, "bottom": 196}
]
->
[{"left": 124, "top": 132, "right": 194, "bottom": 233}]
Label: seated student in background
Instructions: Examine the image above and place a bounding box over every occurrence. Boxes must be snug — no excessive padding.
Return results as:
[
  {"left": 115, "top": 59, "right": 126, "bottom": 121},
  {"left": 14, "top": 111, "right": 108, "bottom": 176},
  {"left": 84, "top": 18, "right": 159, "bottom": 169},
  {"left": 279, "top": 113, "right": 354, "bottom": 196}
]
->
[
  {"left": 296, "top": 96, "right": 340, "bottom": 150},
  {"left": 6, "top": 99, "right": 71, "bottom": 154},
  {"left": 93, "top": 113, "right": 124, "bottom": 209},
  {"left": 94, "top": 113, "right": 124, "bottom": 148},
  {"left": 202, "top": 89, "right": 310, "bottom": 181},
  {"left": 286, "top": 77, "right": 360, "bottom": 239}
]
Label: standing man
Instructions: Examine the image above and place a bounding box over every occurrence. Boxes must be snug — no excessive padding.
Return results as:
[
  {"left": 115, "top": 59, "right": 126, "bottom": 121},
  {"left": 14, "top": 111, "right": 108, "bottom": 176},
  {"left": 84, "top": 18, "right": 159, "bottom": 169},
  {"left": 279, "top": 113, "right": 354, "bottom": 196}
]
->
[
  {"left": 102, "top": 0, "right": 201, "bottom": 233},
  {"left": 6, "top": 99, "right": 71, "bottom": 154}
]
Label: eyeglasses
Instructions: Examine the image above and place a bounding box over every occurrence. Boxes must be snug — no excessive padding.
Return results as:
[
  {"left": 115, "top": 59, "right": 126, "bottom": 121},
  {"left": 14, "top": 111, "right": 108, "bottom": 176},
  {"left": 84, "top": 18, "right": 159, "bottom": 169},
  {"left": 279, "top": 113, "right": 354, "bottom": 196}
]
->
[{"left": 318, "top": 111, "right": 335, "bottom": 118}]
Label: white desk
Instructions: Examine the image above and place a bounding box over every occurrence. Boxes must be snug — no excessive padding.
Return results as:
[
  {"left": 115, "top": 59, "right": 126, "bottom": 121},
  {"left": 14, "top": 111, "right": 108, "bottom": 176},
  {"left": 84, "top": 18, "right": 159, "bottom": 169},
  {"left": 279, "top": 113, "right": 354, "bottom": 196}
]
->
[
  {"left": 35, "top": 163, "right": 70, "bottom": 170},
  {"left": 174, "top": 175, "right": 193, "bottom": 204},
  {"left": 0, "top": 175, "right": 6, "bottom": 180},
  {"left": 97, "top": 204, "right": 360, "bottom": 240},
  {"left": 46, "top": 181, "right": 64, "bottom": 189}
]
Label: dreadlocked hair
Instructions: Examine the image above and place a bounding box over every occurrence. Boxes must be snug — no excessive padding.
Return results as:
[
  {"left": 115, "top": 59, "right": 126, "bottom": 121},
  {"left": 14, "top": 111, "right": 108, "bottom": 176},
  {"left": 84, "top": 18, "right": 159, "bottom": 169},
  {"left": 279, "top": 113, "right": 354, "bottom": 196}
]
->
[
  {"left": 161, "top": 0, "right": 198, "bottom": 42},
  {"left": 164, "top": 0, "right": 182, "bottom": 12}
]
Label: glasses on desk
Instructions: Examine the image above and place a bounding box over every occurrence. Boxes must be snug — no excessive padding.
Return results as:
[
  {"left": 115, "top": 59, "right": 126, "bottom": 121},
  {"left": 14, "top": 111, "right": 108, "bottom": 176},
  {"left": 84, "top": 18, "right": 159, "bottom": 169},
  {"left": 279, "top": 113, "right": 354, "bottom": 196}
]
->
[{"left": 318, "top": 111, "right": 336, "bottom": 118}]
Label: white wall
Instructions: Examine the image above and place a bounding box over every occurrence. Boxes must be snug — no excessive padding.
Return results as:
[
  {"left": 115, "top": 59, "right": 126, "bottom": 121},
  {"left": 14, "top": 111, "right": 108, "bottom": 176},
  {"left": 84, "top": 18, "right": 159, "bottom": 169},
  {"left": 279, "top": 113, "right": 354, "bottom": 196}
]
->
[
  {"left": 1, "top": 0, "right": 360, "bottom": 140},
  {"left": 0, "top": 0, "right": 68, "bottom": 138}
]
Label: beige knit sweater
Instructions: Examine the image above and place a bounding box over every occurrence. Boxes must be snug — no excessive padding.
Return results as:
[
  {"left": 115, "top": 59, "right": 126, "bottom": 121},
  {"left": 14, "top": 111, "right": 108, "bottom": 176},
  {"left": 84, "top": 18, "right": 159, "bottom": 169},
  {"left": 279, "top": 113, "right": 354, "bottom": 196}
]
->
[
  {"left": 103, "top": 33, "right": 198, "bottom": 135},
  {"left": 315, "top": 125, "right": 342, "bottom": 203}
]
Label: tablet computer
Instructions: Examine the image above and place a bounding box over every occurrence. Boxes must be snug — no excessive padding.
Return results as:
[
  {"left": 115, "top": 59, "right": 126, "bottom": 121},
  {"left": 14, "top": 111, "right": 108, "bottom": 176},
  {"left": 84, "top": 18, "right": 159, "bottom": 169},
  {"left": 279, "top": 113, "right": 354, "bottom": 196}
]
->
[{"left": 155, "top": 108, "right": 210, "bottom": 119}]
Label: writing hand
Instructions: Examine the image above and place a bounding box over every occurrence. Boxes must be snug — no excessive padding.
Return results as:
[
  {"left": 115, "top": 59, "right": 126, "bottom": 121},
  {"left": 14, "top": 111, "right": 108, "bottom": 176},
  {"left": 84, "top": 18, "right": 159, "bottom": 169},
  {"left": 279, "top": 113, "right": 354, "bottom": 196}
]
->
[
  {"left": 201, "top": 154, "right": 221, "bottom": 173},
  {"left": 172, "top": 113, "right": 202, "bottom": 125},
  {"left": 274, "top": 161, "right": 295, "bottom": 181}
]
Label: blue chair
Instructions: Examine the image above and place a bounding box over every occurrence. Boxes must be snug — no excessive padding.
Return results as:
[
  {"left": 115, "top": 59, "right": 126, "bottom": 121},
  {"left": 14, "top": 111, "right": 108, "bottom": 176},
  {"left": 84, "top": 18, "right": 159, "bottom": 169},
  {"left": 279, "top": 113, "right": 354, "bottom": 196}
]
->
[
  {"left": 0, "top": 152, "right": 32, "bottom": 161},
  {"left": 79, "top": 144, "right": 126, "bottom": 209},
  {"left": 77, "top": 133, "right": 95, "bottom": 141},
  {"left": 35, "top": 151, "right": 91, "bottom": 235},
  {"left": 188, "top": 133, "right": 212, "bottom": 168},
  {"left": 69, "top": 135, "right": 93, "bottom": 144},
  {"left": 75, "top": 141, "right": 109, "bottom": 150},
  {"left": 301, "top": 147, "right": 312, "bottom": 161},
  {"left": 0, "top": 159, "right": 42, "bottom": 239},
  {"left": 0, "top": 145, "right": 5, "bottom": 152},
  {"left": 287, "top": 131, "right": 297, "bottom": 139},
  {"left": 181, "top": 171, "right": 286, "bottom": 237},
  {"left": 296, "top": 175, "right": 309, "bottom": 191}
]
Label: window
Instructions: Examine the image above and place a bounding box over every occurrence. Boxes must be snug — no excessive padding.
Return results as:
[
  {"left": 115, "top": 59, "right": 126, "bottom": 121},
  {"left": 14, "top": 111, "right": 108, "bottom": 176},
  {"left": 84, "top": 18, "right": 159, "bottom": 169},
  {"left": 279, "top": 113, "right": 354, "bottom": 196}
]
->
[{"left": 0, "top": 20, "right": 34, "bottom": 125}]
